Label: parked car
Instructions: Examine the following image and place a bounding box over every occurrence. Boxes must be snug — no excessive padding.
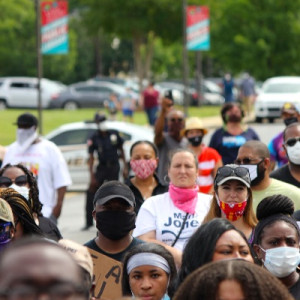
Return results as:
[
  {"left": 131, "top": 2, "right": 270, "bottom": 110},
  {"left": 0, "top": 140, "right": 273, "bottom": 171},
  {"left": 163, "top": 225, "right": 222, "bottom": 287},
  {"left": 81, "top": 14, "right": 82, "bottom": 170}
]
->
[
  {"left": 45, "top": 120, "right": 154, "bottom": 190},
  {"left": 0, "top": 77, "right": 66, "bottom": 109},
  {"left": 254, "top": 76, "right": 300, "bottom": 123},
  {"left": 155, "top": 80, "right": 224, "bottom": 106},
  {"left": 49, "top": 81, "right": 138, "bottom": 110}
]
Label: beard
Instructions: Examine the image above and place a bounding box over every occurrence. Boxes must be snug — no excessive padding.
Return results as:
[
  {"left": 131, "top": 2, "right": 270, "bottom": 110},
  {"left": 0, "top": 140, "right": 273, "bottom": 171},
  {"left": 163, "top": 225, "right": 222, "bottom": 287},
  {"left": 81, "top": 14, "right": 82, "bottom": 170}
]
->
[{"left": 251, "top": 163, "right": 266, "bottom": 186}]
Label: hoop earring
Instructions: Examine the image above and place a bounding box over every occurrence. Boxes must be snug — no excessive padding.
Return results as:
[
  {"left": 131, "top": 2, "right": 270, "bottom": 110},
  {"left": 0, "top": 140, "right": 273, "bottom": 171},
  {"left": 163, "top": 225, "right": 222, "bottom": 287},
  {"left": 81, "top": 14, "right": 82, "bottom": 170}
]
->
[{"left": 164, "top": 175, "right": 170, "bottom": 184}]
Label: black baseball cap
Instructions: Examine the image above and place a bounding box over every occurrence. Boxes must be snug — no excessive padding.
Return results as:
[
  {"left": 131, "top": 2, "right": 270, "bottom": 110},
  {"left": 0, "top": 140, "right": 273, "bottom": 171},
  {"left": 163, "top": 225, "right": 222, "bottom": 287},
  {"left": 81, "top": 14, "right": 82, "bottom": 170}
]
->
[
  {"left": 94, "top": 112, "right": 106, "bottom": 123},
  {"left": 14, "top": 113, "right": 38, "bottom": 127},
  {"left": 214, "top": 164, "right": 251, "bottom": 188},
  {"left": 93, "top": 181, "right": 136, "bottom": 207}
]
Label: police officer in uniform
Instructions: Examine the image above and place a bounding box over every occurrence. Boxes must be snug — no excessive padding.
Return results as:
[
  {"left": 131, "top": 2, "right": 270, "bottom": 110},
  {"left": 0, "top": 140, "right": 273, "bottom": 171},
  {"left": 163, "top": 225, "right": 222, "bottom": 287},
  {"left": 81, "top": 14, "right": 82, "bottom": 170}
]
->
[{"left": 83, "top": 112, "right": 128, "bottom": 230}]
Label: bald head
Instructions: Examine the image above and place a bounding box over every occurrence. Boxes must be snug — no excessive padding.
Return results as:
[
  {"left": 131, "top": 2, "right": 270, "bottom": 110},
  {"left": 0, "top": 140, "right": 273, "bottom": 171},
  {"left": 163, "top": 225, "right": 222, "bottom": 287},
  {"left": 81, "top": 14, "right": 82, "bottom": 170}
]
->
[
  {"left": 167, "top": 110, "right": 185, "bottom": 138},
  {"left": 239, "top": 140, "right": 270, "bottom": 159},
  {"left": 0, "top": 238, "right": 87, "bottom": 299},
  {"left": 284, "top": 122, "right": 300, "bottom": 141}
]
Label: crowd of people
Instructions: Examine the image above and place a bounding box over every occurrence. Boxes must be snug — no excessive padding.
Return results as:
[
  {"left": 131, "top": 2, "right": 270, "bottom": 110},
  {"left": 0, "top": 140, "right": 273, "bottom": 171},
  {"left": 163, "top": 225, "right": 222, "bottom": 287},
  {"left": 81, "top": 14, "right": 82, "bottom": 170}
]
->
[{"left": 1, "top": 95, "right": 300, "bottom": 300}]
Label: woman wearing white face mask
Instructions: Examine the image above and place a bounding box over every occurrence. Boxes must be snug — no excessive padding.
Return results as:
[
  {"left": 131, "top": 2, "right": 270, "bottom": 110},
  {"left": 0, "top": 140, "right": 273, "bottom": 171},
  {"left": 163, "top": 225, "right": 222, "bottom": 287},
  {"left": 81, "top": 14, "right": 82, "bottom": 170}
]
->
[
  {"left": 0, "top": 164, "right": 62, "bottom": 241},
  {"left": 252, "top": 194, "right": 300, "bottom": 299}
]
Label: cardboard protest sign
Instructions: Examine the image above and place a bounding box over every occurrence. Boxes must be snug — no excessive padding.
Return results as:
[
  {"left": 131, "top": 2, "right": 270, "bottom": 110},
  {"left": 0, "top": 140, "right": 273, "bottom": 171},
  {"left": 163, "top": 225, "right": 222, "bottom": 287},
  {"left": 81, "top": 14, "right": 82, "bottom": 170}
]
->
[{"left": 88, "top": 248, "right": 123, "bottom": 300}]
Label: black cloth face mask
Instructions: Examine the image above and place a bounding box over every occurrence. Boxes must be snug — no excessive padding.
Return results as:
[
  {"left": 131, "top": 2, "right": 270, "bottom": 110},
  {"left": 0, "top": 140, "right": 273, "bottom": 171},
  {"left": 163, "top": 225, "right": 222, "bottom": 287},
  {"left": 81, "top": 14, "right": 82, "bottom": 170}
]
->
[
  {"left": 187, "top": 135, "right": 203, "bottom": 147},
  {"left": 96, "top": 211, "right": 136, "bottom": 240},
  {"left": 284, "top": 117, "right": 298, "bottom": 127}
]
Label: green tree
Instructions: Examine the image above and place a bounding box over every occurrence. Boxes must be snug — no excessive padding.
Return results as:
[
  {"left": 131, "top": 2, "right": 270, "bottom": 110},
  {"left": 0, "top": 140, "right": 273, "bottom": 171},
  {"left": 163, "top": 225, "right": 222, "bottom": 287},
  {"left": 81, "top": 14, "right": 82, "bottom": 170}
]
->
[
  {"left": 0, "top": 0, "right": 36, "bottom": 76},
  {"left": 80, "top": 0, "right": 183, "bottom": 86},
  {"left": 211, "top": 0, "right": 300, "bottom": 79}
]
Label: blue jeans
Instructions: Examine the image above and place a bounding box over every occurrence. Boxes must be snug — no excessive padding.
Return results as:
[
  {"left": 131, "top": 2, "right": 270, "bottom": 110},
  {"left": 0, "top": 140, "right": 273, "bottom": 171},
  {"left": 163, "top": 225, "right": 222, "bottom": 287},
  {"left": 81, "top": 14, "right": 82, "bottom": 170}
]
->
[{"left": 145, "top": 106, "right": 158, "bottom": 126}]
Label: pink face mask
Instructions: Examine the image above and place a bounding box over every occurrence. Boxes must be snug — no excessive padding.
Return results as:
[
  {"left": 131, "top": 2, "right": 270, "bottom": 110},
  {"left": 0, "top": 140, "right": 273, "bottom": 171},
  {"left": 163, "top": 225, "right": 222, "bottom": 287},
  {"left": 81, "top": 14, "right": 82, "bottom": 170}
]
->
[{"left": 130, "top": 159, "right": 157, "bottom": 179}]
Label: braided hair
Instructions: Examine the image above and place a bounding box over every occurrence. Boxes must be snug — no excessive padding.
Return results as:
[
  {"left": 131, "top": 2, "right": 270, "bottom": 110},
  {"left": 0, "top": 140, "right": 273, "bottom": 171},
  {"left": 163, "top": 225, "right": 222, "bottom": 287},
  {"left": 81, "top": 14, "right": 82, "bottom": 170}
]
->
[
  {"left": 0, "top": 164, "right": 43, "bottom": 216},
  {"left": 173, "top": 259, "right": 293, "bottom": 300},
  {"left": 252, "top": 194, "right": 299, "bottom": 245},
  {"left": 0, "top": 188, "right": 43, "bottom": 237}
]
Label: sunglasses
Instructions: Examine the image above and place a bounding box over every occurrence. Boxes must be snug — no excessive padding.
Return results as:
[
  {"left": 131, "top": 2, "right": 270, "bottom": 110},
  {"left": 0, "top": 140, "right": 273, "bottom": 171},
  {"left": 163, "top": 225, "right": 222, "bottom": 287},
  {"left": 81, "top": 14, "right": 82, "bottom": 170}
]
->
[
  {"left": 234, "top": 157, "right": 262, "bottom": 165},
  {"left": 0, "top": 175, "right": 28, "bottom": 188},
  {"left": 216, "top": 166, "right": 249, "bottom": 178},
  {"left": 215, "top": 166, "right": 250, "bottom": 186},
  {"left": 169, "top": 118, "right": 184, "bottom": 123},
  {"left": 285, "top": 137, "right": 300, "bottom": 147}
]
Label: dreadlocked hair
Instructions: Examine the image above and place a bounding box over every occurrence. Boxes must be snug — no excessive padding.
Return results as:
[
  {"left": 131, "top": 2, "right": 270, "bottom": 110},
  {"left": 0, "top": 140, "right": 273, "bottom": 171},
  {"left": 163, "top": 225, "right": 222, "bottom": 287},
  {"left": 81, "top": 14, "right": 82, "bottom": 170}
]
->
[
  {"left": 0, "top": 164, "right": 43, "bottom": 216},
  {"left": 0, "top": 188, "right": 43, "bottom": 237},
  {"left": 174, "top": 259, "right": 293, "bottom": 300}
]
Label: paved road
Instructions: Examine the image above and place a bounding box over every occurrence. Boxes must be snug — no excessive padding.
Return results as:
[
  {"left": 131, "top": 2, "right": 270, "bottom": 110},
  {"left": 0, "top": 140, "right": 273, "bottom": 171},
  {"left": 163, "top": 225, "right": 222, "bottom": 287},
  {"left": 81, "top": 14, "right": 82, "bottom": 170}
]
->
[{"left": 59, "top": 120, "right": 285, "bottom": 244}]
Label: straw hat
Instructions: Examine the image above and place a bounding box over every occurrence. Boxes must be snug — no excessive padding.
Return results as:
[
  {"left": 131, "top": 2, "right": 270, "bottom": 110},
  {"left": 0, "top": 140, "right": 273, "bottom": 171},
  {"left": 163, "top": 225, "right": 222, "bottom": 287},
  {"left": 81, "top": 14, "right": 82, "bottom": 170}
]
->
[{"left": 181, "top": 117, "right": 208, "bottom": 137}]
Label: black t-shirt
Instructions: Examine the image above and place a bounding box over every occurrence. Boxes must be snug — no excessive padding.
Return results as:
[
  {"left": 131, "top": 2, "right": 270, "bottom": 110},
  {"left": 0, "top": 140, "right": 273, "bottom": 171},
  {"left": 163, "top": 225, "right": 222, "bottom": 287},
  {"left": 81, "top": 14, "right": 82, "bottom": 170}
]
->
[
  {"left": 270, "top": 165, "right": 300, "bottom": 188},
  {"left": 289, "top": 275, "right": 300, "bottom": 299},
  {"left": 84, "top": 237, "right": 144, "bottom": 262},
  {"left": 125, "top": 174, "right": 168, "bottom": 215}
]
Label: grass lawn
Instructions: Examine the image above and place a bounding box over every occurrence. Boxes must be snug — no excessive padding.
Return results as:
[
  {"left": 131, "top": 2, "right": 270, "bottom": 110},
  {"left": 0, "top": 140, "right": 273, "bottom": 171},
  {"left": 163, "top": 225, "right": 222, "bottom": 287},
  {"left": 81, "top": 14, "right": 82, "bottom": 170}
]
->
[{"left": 0, "top": 105, "right": 221, "bottom": 145}]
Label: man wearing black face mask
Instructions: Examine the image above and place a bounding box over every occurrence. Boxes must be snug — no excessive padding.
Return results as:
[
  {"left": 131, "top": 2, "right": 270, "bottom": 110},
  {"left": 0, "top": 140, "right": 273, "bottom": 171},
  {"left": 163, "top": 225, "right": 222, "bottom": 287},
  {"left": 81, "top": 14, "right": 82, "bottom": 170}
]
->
[
  {"left": 268, "top": 102, "right": 300, "bottom": 171},
  {"left": 181, "top": 117, "right": 222, "bottom": 194},
  {"left": 235, "top": 140, "right": 300, "bottom": 211},
  {"left": 209, "top": 103, "right": 259, "bottom": 165},
  {"left": 84, "top": 181, "right": 143, "bottom": 262}
]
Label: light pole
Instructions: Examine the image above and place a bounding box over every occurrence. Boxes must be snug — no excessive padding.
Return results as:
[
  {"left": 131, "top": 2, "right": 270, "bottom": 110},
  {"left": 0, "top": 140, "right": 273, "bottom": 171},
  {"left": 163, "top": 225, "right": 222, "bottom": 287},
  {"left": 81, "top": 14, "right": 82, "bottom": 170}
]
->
[
  {"left": 182, "top": 0, "right": 189, "bottom": 116},
  {"left": 35, "top": 0, "right": 43, "bottom": 135}
]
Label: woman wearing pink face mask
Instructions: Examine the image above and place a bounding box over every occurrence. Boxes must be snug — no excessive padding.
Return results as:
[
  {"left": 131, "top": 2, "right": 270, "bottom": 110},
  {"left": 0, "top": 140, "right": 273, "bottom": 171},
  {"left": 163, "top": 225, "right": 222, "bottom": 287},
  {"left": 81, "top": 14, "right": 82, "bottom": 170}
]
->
[
  {"left": 126, "top": 141, "right": 168, "bottom": 214},
  {"left": 203, "top": 164, "right": 257, "bottom": 240}
]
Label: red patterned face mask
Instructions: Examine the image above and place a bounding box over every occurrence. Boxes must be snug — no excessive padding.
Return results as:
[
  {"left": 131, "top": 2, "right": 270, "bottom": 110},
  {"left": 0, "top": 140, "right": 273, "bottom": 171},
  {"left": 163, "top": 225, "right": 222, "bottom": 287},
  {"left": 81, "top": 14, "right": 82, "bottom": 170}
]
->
[
  {"left": 216, "top": 195, "right": 247, "bottom": 221},
  {"left": 130, "top": 159, "right": 157, "bottom": 179}
]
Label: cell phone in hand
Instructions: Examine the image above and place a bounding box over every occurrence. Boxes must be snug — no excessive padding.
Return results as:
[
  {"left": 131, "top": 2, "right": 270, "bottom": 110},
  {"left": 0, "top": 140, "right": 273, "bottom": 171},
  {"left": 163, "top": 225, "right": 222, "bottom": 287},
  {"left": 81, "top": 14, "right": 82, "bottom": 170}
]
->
[{"left": 164, "top": 90, "right": 174, "bottom": 105}]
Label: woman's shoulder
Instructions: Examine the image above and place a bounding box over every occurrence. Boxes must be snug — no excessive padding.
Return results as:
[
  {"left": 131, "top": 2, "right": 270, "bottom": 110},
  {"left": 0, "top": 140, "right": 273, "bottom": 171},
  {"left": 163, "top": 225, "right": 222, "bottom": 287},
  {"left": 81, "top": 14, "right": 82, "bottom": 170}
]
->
[{"left": 196, "top": 192, "right": 213, "bottom": 207}]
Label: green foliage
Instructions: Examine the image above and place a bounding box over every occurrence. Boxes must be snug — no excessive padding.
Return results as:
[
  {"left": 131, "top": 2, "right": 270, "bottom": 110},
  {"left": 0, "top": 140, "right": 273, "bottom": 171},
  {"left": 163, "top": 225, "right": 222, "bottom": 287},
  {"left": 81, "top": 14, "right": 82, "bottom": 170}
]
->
[
  {"left": 0, "top": 0, "right": 36, "bottom": 76},
  {"left": 1, "top": 0, "right": 300, "bottom": 83},
  {"left": 211, "top": 0, "right": 300, "bottom": 79}
]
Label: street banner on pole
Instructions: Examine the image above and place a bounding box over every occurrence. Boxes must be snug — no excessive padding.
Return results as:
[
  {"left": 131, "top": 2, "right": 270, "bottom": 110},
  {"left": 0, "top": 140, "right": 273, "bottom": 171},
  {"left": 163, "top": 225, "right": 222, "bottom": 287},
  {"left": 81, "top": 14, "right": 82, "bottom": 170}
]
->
[
  {"left": 186, "top": 6, "right": 210, "bottom": 51},
  {"left": 41, "top": 0, "right": 68, "bottom": 54}
]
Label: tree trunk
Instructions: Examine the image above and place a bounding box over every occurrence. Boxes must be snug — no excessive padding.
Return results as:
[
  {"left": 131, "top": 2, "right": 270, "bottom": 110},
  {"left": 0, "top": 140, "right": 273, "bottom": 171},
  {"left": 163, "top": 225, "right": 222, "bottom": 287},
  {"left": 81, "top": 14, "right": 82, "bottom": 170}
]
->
[{"left": 133, "top": 32, "right": 155, "bottom": 93}]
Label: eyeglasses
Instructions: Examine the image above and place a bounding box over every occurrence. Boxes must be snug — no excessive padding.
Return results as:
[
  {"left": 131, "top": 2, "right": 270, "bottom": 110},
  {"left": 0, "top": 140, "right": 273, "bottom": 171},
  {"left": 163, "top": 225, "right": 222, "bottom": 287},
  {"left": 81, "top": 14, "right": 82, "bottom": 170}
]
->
[
  {"left": 169, "top": 118, "right": 184, "bottom": 123},
  {"left": 0, "top": 175, "right": 28, "bottom": 188},
  {"left": 285, "top": 137, "right": 300, "bottom": 147},
  {"left": 0, "top": 282, "right": 88, "bottom": 300},
  {"left": 234, "top": 157, "right": 262, "bottom": 165}
]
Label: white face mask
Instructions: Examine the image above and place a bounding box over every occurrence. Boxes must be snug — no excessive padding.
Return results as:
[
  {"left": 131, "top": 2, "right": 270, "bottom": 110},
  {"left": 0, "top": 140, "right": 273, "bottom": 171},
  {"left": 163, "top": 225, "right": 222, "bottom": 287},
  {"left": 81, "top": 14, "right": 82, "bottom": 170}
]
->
[
  {"left": 9, "top": 184, "right": 30, "bottom": 201},
  {"left": 98, "top": 121, "right": 108, "bottom": 131},
  {"left": 286, "top": 141, "right": 300, "bottom": 165},
  {"left": 260, "top": 246, "right": 300, "bottom": 278},
  {"left": 241, "top": 164, "right": 257, "bottom": 181},
  {"left": 16, "top": 127, "right": 38, "bottom": 153}
]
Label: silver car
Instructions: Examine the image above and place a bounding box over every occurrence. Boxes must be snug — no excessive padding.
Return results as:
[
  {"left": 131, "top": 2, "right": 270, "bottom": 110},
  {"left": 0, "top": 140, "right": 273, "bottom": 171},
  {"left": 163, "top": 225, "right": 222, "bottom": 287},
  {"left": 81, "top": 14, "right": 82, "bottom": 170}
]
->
[
  {"left": 0, "top": 77, "right": 66, "bottom": 109},
  {"left": 45, "top": 120, "right": 154, "bottom": 190},
  {"left": 49, "top": 81, "right": 137, "bottom": 110}
]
